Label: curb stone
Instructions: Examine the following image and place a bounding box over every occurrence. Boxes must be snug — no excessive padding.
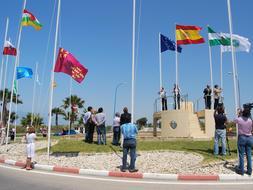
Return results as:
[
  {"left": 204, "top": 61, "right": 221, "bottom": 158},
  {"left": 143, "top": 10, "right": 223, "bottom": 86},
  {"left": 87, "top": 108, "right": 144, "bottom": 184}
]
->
[{"left": 0, "top": 158, "right": 252, "bottom": 181}]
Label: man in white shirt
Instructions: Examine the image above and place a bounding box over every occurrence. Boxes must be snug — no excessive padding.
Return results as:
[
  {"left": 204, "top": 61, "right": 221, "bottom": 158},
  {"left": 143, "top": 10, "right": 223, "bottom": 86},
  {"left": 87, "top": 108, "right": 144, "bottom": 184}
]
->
[
  {"left": 173, "top": 84, "right": 181, "bottom": 110},
  {"left": 112, "top": 112, "right": 121, "bottom": 145},
  {"left": 159, "top": 87, "right": 167, "bottom": 111},
  {"left": 214, "top": 85, "right": 222, "bottom": 110},
  {"left": 83, "top": 106, "right": 92, "bottom": 142},
  {"left": 95, "top": 107, "right": 106, "bottom": 145}
]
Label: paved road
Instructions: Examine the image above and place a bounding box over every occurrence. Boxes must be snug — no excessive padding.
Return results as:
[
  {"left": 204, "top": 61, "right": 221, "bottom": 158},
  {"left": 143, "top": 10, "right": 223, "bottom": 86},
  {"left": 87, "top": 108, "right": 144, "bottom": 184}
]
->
[{"left": 0, "top": 164, "right": 253, "bottom": 190}]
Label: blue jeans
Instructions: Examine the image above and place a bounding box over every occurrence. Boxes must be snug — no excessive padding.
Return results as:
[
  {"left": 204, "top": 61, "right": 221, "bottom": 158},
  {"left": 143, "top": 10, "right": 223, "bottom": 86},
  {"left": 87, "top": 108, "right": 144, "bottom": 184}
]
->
[
  {"left": 122, "top": 139, "right": 136, "bottom": 170},
  {"left": 237, "top": 135, "right": 253, "bottom": 175},
  {"left": 112, "top": 126, "right": 120, "bottom": 145},
  {"left": 97, "top": 125, "right": 106, "bottom": 145},
  {"left": 214, "top": 129, "right": 226, "bottom": 155}
]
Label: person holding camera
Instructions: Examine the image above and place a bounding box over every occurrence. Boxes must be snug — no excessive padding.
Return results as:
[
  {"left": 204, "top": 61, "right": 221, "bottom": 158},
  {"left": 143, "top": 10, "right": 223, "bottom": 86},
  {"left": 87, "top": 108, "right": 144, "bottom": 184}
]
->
[
  {"left": 213, "top": 104, "right": 228, "bottom": 156},
  {"left": 234, "top": 107, "right": 253, "bottom": 176}
]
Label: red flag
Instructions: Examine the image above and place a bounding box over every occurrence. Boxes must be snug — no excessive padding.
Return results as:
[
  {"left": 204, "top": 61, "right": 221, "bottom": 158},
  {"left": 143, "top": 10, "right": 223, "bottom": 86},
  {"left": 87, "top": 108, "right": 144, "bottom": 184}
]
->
[
  {"left": 54, "top": 48, "right": 88, "bottom": 83},
  {"left": 3, "top": 40, "right": 17, "bottom": 56}
]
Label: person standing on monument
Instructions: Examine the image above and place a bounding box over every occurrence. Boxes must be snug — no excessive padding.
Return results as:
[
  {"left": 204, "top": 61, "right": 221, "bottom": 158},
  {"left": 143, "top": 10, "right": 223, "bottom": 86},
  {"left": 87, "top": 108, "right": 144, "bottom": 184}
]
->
[
  {"left": 214, "top": 85, "right": 222, "bottom": 110},
  {"left": 158, "top": 87, "right": 167, "bottom": 111},
  {"left": 173, "top": 84, "right": 181, "bottom": 110},
  {"left": 203, "top": 85, "right": 212, "bottom": 109}
]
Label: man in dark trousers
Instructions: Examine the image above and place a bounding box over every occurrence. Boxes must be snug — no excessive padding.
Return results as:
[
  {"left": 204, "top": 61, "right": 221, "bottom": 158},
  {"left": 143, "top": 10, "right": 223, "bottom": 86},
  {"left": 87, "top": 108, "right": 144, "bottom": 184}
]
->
[
  {"left": 158, "top": 87, "right": 167, "bottom": 111},
  {"left": 203, "top": 85, "right": 212, "bottom": 109},
  {"left": 121, "top": 116, "right": 138, "bottom": 173}
]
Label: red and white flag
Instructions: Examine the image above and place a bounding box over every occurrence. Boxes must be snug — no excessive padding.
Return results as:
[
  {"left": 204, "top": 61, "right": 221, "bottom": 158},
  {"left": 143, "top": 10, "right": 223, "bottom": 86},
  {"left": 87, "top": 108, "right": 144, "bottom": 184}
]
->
[{"left": 3, "top": 40, "right": 17, "bottom": 56}]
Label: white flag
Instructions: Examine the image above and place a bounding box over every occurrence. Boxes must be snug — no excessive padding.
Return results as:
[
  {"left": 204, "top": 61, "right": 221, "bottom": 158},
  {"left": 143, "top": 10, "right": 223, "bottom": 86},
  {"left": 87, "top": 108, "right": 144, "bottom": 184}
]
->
[{"left": 220, "top": 33, "right": 251, "bottom": 53}]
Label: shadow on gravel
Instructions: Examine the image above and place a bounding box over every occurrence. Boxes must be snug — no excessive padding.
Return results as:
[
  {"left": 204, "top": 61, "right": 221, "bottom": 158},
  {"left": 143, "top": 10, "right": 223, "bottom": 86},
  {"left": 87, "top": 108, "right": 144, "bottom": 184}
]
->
[
  {"left": 223, "top": 160, "right": 236, "bottom": 172},
  {"left": 183, "top": 148, "right": 214, "bottom": 156}
]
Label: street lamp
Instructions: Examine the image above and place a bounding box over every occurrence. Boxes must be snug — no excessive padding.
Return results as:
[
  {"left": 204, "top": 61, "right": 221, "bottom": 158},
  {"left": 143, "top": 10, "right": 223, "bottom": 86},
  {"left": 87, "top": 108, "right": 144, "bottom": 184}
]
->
[
  {"left": 228, "top": 72, "right": 241, "bottom": 107},
  {"left": 113, "top": 82, "right": 126, "bottom": 117}
]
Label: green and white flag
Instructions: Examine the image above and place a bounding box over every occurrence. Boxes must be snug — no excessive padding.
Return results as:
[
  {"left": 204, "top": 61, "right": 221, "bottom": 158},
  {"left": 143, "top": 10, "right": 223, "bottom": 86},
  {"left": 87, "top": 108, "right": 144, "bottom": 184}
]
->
[
  {"left": 13, "top": 80, "right": 17, "bottom": 95},
  {"left": 220, "top": 33, "right": 251, "bottom": 53},
  {"left": 208, "top": 26, "right": 230, "bottom": 46}
]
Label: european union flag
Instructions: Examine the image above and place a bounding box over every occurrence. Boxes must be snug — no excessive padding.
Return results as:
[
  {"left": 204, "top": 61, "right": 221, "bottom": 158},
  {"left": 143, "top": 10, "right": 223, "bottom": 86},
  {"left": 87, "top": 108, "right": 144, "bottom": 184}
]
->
[
  {"left": 160, "top": 34, "right": 182, "bottom": 53},
  {"left": 16, "top": 67, "right": 33, "bottom": 80}
]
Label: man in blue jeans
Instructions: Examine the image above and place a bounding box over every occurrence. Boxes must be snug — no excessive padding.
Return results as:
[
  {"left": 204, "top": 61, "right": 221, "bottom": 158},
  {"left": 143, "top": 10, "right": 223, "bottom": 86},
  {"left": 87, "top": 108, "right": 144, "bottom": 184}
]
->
[
  {"left": 213, "top": 104, "right": 227, "bottom": 155},
  {"left": 121, "top": 116, "right": 138, "bottom": 172}
]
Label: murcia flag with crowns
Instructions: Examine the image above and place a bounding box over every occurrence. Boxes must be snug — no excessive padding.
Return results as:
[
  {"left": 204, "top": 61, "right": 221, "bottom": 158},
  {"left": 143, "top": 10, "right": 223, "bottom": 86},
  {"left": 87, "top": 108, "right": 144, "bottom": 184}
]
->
[
  {"left": 54, "top": 48, "right": 88, "bottom": 83},
  {"left": 3, "top": 40, "right": 17, "bottom": 56}
]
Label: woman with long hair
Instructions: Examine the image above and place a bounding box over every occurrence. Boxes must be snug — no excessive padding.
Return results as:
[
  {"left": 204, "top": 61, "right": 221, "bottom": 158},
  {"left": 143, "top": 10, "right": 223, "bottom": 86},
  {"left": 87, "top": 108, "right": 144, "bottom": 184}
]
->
[{"left": 234, "top": 107, "right": 253, "bottom": 175}]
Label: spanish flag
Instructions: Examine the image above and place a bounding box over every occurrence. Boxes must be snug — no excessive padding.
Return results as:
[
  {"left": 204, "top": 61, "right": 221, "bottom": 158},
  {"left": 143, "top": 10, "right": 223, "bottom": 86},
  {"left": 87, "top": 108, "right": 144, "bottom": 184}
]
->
[{"left": 176, "top": 25, "right": 205, "bottom": 45}]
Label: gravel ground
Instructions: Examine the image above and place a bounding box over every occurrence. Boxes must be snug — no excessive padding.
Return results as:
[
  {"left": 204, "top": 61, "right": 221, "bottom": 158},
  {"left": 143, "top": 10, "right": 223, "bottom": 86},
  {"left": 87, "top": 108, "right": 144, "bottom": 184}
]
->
[{"left": 0, "top": 141, "right": 241, "bottom": 174}]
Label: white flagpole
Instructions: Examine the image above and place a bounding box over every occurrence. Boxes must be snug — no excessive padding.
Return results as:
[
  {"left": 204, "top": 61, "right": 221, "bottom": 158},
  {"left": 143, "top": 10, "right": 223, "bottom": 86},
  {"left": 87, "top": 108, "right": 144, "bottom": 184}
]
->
[
  {"left": 220, "top": 46, "right": 223, "bottom": 100},
  {"left": 1, "top": 55, "right": 9, "bottom": 122},
  {"left": 158, "top": 33, "right": 162, "bottom": 111},
  {"left": 234, "top": 52, "right": 240, "bottom": 107},
  {"left": 207, "top": 26, "right": 214, "bottom": 110},
  {"left": 6, "top": 0, "right": 26, "bottom": 145},
  {"left": 131, "top": 0, "right": 136, "bottom": 124},
  {"left": 227, "top": 0, "right": 239, "bottom": 119},
  {"left": 47, "top": 0, "right": 61, "bottom": 158},
  {"left": 208, "top": 45, "right": 214, "bottom": 110},
  {"left": 0, "top": 17, "right": 9, "bottom": 122},
  {"left": 227, "top": 0, "right": 239, "bottom": 162},
  {"left": 31, "top": 62, "right": 38, "bottom": 126},
  {"left": 68, "top": 78, "right": 72, "bottom": 136},
  {"left": 175, "top": 25, "right": 178, "bottom": 110}
]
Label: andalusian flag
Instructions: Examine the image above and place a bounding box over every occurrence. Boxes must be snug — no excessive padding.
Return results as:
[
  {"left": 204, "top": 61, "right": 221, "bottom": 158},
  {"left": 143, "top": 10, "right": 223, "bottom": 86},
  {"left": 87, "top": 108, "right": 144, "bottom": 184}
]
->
[
  {"left": 220, "top": 33, "right": 251, "bottom": 53},
  {"left": 208, "top": 26, "right": 230, "bottom": 46},
  {"left": 13, "top": 80, "right": 17, "bottom": 95},
  {"left": 22, "top": 9, "right": 42, "bottom": 30},
  {"left": 176, "top": 25, "right": 205, "bottom": 45}
]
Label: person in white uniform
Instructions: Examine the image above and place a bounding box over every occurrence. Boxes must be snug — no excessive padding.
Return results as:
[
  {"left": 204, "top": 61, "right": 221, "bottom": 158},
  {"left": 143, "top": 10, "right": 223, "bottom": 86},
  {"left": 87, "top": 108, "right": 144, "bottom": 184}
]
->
[{"left": 25, "top": 127, "right": 37, "bottom": 170}]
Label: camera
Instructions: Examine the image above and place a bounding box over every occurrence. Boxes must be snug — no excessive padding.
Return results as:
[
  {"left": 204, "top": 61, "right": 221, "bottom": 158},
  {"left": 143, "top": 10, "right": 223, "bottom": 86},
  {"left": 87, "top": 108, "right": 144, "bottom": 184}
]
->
[{"left": 243, "top": 103, "right": 253, "bottom": 110}]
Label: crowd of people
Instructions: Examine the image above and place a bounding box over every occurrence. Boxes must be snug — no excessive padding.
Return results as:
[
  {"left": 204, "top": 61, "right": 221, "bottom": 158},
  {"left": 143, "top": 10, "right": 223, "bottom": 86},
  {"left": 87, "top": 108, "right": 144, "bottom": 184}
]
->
[
  {"left": 159, "top": 84, "right": 253, "bottom": 176},
  {"left": 1, "top": 96, "right": 252, "bottom": 175}
]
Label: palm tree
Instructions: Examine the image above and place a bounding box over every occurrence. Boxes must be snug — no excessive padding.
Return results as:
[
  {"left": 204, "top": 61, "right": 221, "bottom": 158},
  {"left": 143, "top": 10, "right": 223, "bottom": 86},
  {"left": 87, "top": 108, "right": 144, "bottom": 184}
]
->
[
  {"left": 21, "top": 113, "right": 44, "bottom": 127},
  {"left": 0, "top": 88, "right": 22, "bottom": 126},
  {"left": 52, "top": 107, "right": 64, "bottom": 126},
  {"left": 10, "top": 112, "right": 18, "bottom": 124},
  {"left": 62, "top": 95, "right": 85, "bottom": 128}
]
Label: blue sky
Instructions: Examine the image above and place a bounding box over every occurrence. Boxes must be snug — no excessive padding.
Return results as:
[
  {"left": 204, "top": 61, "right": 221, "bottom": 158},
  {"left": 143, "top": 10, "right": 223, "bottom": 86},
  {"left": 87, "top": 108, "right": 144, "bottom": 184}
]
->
[{"left": 0, "top": 0, "right": 253, "bottom": 125}]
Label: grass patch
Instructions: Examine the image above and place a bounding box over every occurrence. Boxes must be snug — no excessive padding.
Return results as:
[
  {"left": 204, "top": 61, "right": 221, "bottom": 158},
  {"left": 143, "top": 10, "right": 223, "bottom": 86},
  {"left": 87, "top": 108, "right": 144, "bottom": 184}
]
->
[
  {"left": 138, "top": 139, "right": 237, "bottom": 163},
  {"left": 38, "top": 138, "right": 238, "bottom": 163}
]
